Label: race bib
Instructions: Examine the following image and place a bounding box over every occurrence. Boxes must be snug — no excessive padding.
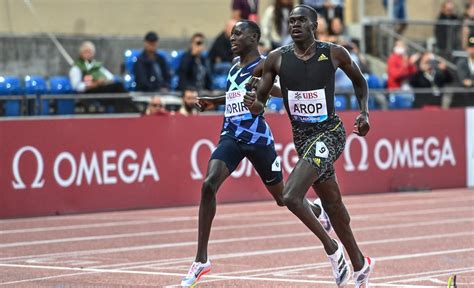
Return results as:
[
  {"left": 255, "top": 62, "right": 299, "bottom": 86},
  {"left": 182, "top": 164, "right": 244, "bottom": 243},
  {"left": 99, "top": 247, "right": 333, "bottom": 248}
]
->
[
  {"left": 288, "top": 89, "right": 328, "bottom": 123},
  {"left": 224, "top": 89, "right": 252, "bottom": 120}
]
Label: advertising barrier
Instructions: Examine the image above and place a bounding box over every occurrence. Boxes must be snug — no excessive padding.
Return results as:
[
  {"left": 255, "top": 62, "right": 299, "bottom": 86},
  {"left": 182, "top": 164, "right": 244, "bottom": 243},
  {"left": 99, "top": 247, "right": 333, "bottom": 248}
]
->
[
  {"left": 0, "top": 109, "right": 468, "bottom": 218},
  {"left": 467, "top": 107, "right": 474, "bottom": 187}
]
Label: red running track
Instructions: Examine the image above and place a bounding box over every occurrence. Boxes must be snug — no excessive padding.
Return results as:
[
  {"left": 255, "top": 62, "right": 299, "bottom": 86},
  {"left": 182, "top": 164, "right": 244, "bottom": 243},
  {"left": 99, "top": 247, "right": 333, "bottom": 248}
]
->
[{"left": 0, "top": 188, "right": 473, "bottom": 287}]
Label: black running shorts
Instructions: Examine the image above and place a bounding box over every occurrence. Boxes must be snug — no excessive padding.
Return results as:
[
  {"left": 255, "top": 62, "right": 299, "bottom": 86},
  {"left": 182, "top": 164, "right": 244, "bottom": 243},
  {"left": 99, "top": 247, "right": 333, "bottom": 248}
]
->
[
  {"left": 292, "top": 116, "right": 346, "bottom": 183},
  {"left": 210, "top": 136, "right": 283, "bottom": 186}
]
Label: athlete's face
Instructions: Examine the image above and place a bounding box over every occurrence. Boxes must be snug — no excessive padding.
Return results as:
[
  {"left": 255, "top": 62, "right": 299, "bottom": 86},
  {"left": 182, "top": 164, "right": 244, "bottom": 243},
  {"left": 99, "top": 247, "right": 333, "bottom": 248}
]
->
[
  {"left": 289, "top": 7, "right": 316, "bottom": 42},
  {"left": 230, "top": 22, "right": 256, "bottom": 55}
]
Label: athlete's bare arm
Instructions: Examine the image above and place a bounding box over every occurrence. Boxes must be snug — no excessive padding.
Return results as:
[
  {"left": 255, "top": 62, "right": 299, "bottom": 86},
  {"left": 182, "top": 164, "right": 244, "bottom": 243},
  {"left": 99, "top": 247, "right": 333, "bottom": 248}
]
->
[
  {"left": 331, "top": 45, "right": 370, "bottom": 136},
  {"left": 244, "top": 50, "right": 282, "bottom": 114}
]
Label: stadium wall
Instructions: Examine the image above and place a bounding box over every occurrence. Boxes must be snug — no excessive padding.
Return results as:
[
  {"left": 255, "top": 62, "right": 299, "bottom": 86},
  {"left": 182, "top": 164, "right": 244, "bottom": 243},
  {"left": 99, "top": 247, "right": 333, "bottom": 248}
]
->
[{"left": 0, "top": 108, "right": 469, "bottom": 218}]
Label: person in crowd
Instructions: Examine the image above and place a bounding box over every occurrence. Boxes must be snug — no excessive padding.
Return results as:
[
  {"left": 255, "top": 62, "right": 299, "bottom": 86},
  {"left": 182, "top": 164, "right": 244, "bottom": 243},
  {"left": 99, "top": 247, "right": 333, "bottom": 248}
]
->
[
  {"left": 301, "top": 0, "right": 344, "bottom": 25},
  {"left": 134, "top": 31, "right": 171, "bottom": 92},
  {"left": 387, "top": 40, "right": 419, "bottom": 90},
  {"left": 462, "top": 2, "right": 474, "bottom": 50},
  {"left": 208, "top": 19, "right": 237, "bottom": 72},
  {"left": 145, "top": 96, "right": 169, "bottom": 116},
  {"left": 454, "top": 35, "right": 474, "bottom": 106},
  {"left": 179, "top": 88, "right": 199, "bottom": 116},
  {"left": 232, "top": 0, "right": 259, "bottom": 21},
  {"left": 327, "top": 16, "right": 350, "bottom": 43},
  {"left": 69, "top": 41, "right": 136, "bottom": 113},
  {"left": 382, "top": 0, "right": 408, "bottom": 34},
  {"left": 435, "top": 0, "right": 461, "bottom": 59},
  {"left": 261, "top": 0, "right": 294, "bottom": 51},
  {"left": 177, "top": 33, "right": 212, "bottom": 91},
  {"left": 409, "top": 52, "right": 453, "bottom": 108},
  {"left": 315, "top": 15, "right": 331, "bottom": 41}
]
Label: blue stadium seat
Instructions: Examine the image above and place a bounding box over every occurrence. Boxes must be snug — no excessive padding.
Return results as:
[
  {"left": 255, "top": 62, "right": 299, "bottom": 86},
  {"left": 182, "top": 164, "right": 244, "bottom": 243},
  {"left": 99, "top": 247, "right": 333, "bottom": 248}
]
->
[
  {"left": 25, "top": 75, "right": 49, "bottom": 115},
  {"left": 267, "top": 97, "right": 284, "bottom": 112},
  {"left": 49, "top": 76, "right": 75, "bottom": 115},
  {"left": 213, "top": 62, "right": 233, "bottom": 76},
  {"left": 0, "top": 76, "right": 22, "bottom": 116},
  {"left": 170, "top": 50, "right": 184, "bottom": 74},
  {"left": 170, "top": 75, "right": 179, "bottom": 91},
  {"left": 389, "top": 93, "right": 414, "bottom": 109},
  {"left": 334, "top": 95, "right": 348, "bottom": 111},
  {"left": 123, "top": 74, "right": 136, "bottom": 91},
  {"left": 212, "top": 74, "right": 227, "bottom": 90},
  {"left": 124, "top": 49, "right": 141, "bottom": 74},
  {"left": 366, "top": 74, "right": 382, "bottom": 89}
]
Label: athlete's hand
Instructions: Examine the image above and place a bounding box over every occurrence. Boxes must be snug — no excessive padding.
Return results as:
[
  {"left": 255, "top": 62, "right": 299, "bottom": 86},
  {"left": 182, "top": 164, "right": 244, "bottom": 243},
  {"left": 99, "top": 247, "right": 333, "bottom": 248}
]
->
[
  {"left": 195, "top": 97, "right": 216, "bottom": 112},
  {"left": 243, "top": 77, "right": 259, "bottom": 108},
  {"left": 353, "top": 113, "right": 370, "bottom": 136}
]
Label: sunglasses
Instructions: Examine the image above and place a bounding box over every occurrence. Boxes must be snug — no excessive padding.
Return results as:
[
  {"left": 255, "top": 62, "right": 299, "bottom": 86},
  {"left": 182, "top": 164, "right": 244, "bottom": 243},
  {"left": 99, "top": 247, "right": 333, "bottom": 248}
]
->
[{"left": 194, "top": 40, "right": 204, "bottom": 46}]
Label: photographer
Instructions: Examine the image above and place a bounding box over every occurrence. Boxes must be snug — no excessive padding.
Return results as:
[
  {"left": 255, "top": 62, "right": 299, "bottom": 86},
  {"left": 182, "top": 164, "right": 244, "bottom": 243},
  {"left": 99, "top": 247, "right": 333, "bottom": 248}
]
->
[{"left": 409, "top": 52, "right": 453, "bottom": 109}]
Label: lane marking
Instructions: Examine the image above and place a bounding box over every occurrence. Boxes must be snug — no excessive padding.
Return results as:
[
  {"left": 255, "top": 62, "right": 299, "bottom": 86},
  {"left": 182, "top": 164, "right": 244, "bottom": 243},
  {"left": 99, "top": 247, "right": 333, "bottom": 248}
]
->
[
  {"left": 1, "top": 195, "right": 471, "bottom": 235},
  {"left": 1, "top": 206, "right": 472, "bottom": 262},
  {"left": 0, "top": 263, "right": 442, "bottom": 287},
  {"left": 1, "top": 213, "right": 472, "bottom": 249}
]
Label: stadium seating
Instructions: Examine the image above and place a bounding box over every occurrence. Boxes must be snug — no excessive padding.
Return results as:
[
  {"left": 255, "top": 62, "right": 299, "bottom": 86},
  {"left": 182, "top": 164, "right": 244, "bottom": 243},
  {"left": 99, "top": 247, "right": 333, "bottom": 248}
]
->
[
  {"left": 169, "top": 50, "right": 184, "bottom": 74},
  {"left": 211, "top": 74, "right": 227, "bottom": 91},
  {"left": 335, "top": 95, "right": 348, "bottom": 111},
  {"left": 49, "top": 76, "right": 74, "bottom": 115},
  {"left": 123, "top": 74, "right": 136, "bottom": 91},
  {"left": 266, "top": 97, "right": 284, "bottom": 112},
  {"left": 124, "top": 49, "right": 141, "bottom": 74},
  {"left": 389, "top": 93, "right": 414, "bottom": 109},
  {"left": 24, "top": 75, "right": 49, "bottom": 115},
  {"left": 0, "top": 76, "right": 22, "bottom": 116}
]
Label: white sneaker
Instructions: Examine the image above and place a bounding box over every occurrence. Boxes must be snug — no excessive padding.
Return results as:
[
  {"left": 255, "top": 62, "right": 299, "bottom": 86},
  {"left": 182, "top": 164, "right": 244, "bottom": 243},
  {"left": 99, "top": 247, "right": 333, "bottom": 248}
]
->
[
  {"left": 328, "top": 240, "right": 351, "bottom": 287},
  {"left": 314, "top": 198, "right": 333, "bottom": 233},
  {"left": 181, "top": 260, "right": 211, "bottom": 287},
  {"left": 353, "top": 257, "right": 375, "bottom": 288}
]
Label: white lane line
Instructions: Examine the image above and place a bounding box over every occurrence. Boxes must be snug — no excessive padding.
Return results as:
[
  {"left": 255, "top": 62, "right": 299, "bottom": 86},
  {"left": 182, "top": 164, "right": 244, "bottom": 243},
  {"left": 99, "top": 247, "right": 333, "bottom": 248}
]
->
[
  {"left": 1, "top": 209, "right": 472, "bottom": 249},
  {"left": 386, "top": 270, "right": 474, "bottom": 284},
  {"left": 95, "top": 231, "right": 474, "bottom": 271},
  {"left": 253, "top": 248, "right": 474, "bottom": 277},
  {"left": 0, "top": 263, "right": 440, "bottom": 287},
  {"left": 1, "top": 195, "right": 471, "bottom": 234},
  {"left": 371, "top": 267, "right": 474, "bottom": 281},
  {"left": 0, "top": 206, "right": 472, "bottom": 263}
]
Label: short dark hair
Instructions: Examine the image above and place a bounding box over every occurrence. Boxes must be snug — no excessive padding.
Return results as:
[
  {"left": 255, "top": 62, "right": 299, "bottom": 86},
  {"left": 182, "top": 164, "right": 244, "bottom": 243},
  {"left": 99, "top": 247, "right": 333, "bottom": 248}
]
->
[
  {"left": 144, "top": 31, "right": 159, "bottom": 42},
  {"left": 292, "top": 4, "right": 318, "bottom": 23},
  {"left": 191, "top": 33, "right": 205, "bottom": 42},
  {"left": 237, "top": 20, "right": 261, "bottom": 42}
]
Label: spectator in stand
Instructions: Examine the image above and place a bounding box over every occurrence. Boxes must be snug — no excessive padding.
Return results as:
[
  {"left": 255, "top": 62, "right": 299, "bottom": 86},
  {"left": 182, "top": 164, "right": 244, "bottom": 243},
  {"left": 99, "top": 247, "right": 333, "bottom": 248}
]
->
[
  {"left": 315, "top": 15, "right": 331, "bottom": 41},
  {"left": 382, "top": 0, "right": 408, "bottom": 34},
  {"left": 179, "top": 88, "right": 199, "bottom": 116},
  {"left": 435, "top": 0, "right": 461, "bottom": 59},
  {"left": 145, "top": 96, "right": 169, "bottom": 116},
  {"left": 232, "top": 0, "right": 259, "bottom": 21},
  {"left": 455, "top": 36, "right": 474, "bottom": 106},
  {"left": 261, "top": 0, "right": 294, "bottom": 51},
  {"left": 387, "top": 40, "right": 419, "bottom": 91},
  {"left": 134, "top": 31, "right": 171, "bottom": 92},
  {"left": 327, "top": 17, "right": 350, "bottom": 43},
  {"left": 69, "top": 41, "right": 136, "bottom": 113},
  {"left": 409, "top": 52, "right": 453, "bottom": 109},
  {"left": 462, "top": 2, "right": 474, "bottom": 50},
  {"left": 70, "top": 41, "right": 124, "bottom": 94},
  {"left": 208, "top": 19, "right": 237, "bottom": 72},
  {"left": 177, "top": 33, "right": 212, "bottom": 91},
  {"left": 301, "top": 0, "right": 344, "bottom": 24}
]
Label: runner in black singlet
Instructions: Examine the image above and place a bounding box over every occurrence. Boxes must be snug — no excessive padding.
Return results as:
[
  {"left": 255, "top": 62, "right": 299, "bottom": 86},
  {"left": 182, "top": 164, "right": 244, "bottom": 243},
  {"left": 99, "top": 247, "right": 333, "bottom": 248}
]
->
[{"left": 244, "top": 5, "right": 374, "bottom": 288}]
